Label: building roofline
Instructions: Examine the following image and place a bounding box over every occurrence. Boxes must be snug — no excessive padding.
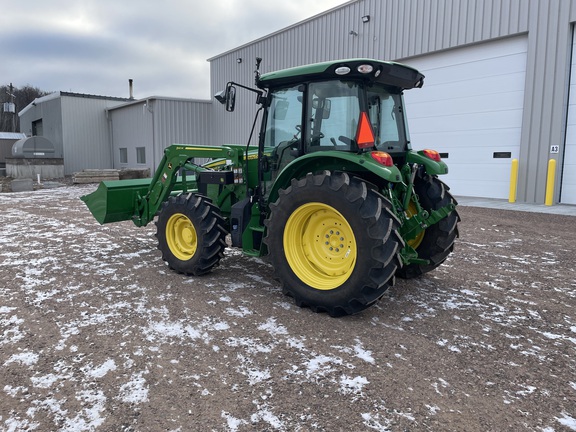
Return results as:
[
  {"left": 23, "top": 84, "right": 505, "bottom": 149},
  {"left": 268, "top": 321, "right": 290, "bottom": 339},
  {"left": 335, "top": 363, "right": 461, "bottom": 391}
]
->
[
  {"left": 18, "top": 91, "right": 131, "bottom": 117},
  {"left": 106, "top": 95, "right": 212, "bottom": 111},
  {"left": 207, "top": 0, "right": 357, "bottom": 62},
  {"left": 58, "top": 91, "right": 130, "bottom": 102},
  {"left": 0, "top": 132, "right": 27, "bottom": 140}
]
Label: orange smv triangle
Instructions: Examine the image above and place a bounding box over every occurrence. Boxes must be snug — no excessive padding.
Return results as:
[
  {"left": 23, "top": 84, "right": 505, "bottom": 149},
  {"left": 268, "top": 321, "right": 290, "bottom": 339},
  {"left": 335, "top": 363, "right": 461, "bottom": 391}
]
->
[{"left": 356, "top": 112, "right": 375, "bottom": 149}]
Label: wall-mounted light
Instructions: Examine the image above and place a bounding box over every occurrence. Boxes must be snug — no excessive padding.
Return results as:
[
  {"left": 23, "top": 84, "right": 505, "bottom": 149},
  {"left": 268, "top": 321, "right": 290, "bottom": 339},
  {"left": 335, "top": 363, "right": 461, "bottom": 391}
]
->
[
  {"left": 362, "top": 15, "right": 370, "bottom": 23},
  {"left": 237, "top": 58, "right": 242, "bottom": 63}
]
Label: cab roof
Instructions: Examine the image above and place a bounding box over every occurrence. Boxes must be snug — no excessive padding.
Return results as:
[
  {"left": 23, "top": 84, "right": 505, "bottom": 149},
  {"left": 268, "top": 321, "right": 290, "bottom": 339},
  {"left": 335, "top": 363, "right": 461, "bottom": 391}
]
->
[{"left": 257, "top": 58, "right": 425, "bottom": 90}]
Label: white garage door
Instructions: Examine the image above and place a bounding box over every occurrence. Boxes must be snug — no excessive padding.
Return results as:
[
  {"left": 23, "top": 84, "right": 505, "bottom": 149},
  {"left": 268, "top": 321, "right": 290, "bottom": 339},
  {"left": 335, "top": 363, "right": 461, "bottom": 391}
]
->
[
  {"left": 561, "top": 29, "right": 576, "bottom": 205},
  {"left": 402, "top": 36, "right": 528, "bottom": 199}
]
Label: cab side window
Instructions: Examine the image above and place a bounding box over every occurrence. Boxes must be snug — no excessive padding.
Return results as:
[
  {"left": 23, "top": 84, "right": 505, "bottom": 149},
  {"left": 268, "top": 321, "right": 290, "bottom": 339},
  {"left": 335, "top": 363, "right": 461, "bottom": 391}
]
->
[{"left": 264, "top": 86, "right": 303, "bottom": 149}]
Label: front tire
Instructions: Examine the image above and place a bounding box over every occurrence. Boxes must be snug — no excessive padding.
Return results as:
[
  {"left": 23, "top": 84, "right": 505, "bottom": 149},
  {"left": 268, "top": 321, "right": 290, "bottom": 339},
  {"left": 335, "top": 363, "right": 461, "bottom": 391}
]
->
[
  {"left": 264, "top": 171, "right": 403, "bottom": 317},
  {"left": 156, "top": 194, "right": 227, "bottom": 275}
]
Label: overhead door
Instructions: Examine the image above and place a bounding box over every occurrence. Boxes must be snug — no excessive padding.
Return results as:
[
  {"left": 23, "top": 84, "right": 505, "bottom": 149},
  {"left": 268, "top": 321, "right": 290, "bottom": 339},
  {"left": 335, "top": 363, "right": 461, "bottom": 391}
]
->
[
  {"left": 402, "top": 36, "right": 528, "bottom": 199},
  {"left": 561, "top": 29, "right": 576, "bottom": 205}
]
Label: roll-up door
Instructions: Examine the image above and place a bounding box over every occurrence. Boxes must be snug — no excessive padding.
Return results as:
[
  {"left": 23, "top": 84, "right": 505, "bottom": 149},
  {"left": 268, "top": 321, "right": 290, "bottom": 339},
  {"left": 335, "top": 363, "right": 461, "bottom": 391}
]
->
[{"left": 402, "top": 36, "right": 528, "bottom": 199}]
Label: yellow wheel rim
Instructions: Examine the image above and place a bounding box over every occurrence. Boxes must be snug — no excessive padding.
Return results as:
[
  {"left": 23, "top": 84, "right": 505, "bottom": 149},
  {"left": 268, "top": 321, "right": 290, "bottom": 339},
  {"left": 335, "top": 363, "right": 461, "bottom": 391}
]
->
[
  {"left": 284, "top": 203, "right": 356, "bottom": 290},
  {"left": 406, "top": 201, "right": 425, "bottom": 249},
  {"left": 166, "top": 213, "right": 197, "bottom": 261}
]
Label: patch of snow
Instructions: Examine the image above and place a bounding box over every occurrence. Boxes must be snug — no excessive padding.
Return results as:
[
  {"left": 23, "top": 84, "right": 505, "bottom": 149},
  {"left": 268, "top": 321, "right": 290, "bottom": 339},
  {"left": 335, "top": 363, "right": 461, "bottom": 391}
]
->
[
  {"left": 250, "top": 403, "right": 285, "bottom": 430},
  {"left": 257, "top": 317, "right": 288, "bottom": 336},
  {"left": 30, "top": 373, "right": 60, "bottom": 389},
  {"left": 224, "top": 306, "right": 253, "bottom": 317},
  {"left": 426, "top": 404, "right": 440, "bottom": 415},
  {"left": 305, "top": 354, "right": 343, "bottom": 379},
  {"left": 117, "top": 371, "right": 149, "bottom": 404},
  {"left": 221, "top": 411, "right": 247, "bottom": 431},
  {"left": 557, "top": 412, "right": 576, "bottom": 431},
  {"left": 361, "top": 412, "right": 392, "bottom": 431},
  {"left": 353, "top": 340, "right": 375, "bottom": 364},
  {"left": 2, "top": 417, "right": 40, "bottom": 432},
  {"left": 3, "top": 384, "right": 28, "bottom": 397},
  {"left": 60, "top": 390, "right": 107, "bottom": 432},
  {"left": 4, "top": 351, "right": 39, "bottom": 366},
  {"left": 339, "top": 375, "right": 369, "bottom": 395},
  {"left": 225, "top": 337, "right": 273, "bottom": 354},
  {"left": 84, "top": 359, "right": 117, "bottom": 378}
]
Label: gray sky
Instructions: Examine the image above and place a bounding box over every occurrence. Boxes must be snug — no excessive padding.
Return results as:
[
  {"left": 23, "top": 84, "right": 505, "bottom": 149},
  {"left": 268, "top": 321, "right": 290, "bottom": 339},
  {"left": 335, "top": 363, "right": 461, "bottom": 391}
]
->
[{"left": 1, "top": 0, "right": 350, "bottom": 100}]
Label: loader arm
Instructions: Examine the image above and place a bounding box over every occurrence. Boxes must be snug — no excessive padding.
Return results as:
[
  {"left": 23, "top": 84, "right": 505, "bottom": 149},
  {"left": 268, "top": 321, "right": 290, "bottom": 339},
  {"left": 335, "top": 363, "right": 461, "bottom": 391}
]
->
[{"left": 81, "top": 144, "right": 244, "bottom": 227}]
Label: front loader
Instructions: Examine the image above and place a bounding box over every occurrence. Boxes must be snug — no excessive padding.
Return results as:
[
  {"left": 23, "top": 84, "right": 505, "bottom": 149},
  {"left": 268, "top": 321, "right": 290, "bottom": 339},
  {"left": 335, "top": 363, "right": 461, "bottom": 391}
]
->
[{"left": 82, "top": 58, "right": 460, "bottom": 317}]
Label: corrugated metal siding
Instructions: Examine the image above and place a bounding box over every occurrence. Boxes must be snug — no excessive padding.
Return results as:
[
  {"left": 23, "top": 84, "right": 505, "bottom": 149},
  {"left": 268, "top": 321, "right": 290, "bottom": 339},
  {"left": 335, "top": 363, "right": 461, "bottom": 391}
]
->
[
  {"left": 109, "top": 98, "right": 212, "bottom": 173},
  {"left": 0, "top": 133, "right": 28, "bottom": 164},
  {"left": 561, "top": 25, "right": 576, "bottom": 204},
  {"left": 517, "top": 0, "right": 573, "bottom": 203},
  {"left": 60, "top": 96, "right": 126, "bottom": 175},
  {"left": 19, "top": 97, "right": 64, "bottom": 159},
  {"left": 209, "top": 0, "right": 532, "bottom": 147},
  {"left": 153, "top": 99, "right": 212, "bottom": 167},
  {"left": 109, "top": 101, "right": 153, "bottom": 170},
  {"left": 208, "top": 0, "right": 576, "bottom": 203}
]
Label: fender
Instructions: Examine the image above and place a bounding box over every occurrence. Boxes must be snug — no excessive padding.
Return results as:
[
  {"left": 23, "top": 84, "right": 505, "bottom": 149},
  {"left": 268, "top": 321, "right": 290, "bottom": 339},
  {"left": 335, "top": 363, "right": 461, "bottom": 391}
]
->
[
  {"left": 268, "top": 151, "right": 403, "bottom": 204},
  {"left": 406, "top": 150, "right": 449, "bottom": 176}
]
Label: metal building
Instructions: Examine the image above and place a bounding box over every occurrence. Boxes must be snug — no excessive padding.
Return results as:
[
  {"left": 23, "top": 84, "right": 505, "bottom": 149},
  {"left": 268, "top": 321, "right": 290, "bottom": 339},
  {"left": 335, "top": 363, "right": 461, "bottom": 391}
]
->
[
  {"left": 14, "top": 0, "right": 576, "bottom": 205},
  {"left": 0, "top": 132, "right": 26, "bottom": 175},
  {"left": 208, "top": 0, "right": 576, "bottom": 205},
  {"left": 107, "top": 97, "right": 212, "bottom": 173},
  {"left": 19, "top": 92, "right": 129, "bottom": 175}
]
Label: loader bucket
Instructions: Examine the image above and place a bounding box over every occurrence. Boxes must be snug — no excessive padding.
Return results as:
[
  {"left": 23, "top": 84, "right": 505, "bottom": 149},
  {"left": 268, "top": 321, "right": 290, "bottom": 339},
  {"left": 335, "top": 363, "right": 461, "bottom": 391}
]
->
[{"left": 81, "top": 178, "right": 152, "bottom": 225}]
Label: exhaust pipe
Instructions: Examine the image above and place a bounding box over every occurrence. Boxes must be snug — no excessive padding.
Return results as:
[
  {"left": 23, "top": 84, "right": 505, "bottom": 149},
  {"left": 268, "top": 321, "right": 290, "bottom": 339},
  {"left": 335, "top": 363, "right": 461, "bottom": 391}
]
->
[{"left": 129, "top": 79, "right": 134, "bottom": 100}]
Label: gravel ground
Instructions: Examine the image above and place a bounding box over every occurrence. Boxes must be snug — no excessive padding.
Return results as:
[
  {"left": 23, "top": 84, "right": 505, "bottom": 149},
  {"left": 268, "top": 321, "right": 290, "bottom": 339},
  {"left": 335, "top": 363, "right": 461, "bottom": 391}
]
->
[{"left": 0, "top": 184, "right": 575, "bottom": 431}]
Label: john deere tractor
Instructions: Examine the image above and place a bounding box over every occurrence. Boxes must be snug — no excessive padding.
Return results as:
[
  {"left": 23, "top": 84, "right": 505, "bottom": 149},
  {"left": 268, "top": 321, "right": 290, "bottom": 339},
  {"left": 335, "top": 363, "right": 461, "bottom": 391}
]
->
[{"left": 82, "top": 58, "right": 460, "bottom": 317}]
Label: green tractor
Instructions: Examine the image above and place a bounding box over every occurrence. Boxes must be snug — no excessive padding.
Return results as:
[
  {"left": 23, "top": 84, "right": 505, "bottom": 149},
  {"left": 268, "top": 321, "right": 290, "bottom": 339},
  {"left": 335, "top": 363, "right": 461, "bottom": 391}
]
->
[{"left": 82, "top": 58, "right": 460, "bottom": 317}]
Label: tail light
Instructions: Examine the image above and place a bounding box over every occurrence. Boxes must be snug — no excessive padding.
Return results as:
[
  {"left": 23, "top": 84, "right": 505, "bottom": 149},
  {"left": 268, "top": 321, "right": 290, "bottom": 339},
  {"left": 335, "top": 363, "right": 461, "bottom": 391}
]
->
[
  {"left": 422, "top": 149, "right": 441, "bottom": 162},
  {"left": 370, "top": 151, "right": 393, "bottom": 167}
]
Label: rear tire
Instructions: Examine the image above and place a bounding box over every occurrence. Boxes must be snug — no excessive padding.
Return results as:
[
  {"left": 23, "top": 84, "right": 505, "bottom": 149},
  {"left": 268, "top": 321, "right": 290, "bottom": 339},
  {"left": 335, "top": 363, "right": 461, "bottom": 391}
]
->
[
  {"left": 156, "top": 194, "right": 227, "bottom": 276},
  {"left": 264, "top": 171, "right": 403, "bottom": 317},
  {"left": 397, "top": 173, "right": 460, "bottom": 279}
]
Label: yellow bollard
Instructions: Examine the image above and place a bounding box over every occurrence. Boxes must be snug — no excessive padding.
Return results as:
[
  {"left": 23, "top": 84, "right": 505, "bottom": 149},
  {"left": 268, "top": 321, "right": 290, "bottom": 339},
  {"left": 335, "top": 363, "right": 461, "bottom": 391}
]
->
[
  {"left": 545, "top": 159, "right": 557, "bottom": 206},
  {"left": 509, "top": 159, "right": 519, "bottom": 203}
]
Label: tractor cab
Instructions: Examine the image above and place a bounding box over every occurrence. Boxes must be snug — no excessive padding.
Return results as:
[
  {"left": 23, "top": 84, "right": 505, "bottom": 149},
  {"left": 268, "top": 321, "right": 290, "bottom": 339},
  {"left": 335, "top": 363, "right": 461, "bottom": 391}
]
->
[
  {"left": 252, "top": 59, "right": 425, "bottom": 199},
  {"left": 260, "top": 79, "right": 412, "bottom": 194}
]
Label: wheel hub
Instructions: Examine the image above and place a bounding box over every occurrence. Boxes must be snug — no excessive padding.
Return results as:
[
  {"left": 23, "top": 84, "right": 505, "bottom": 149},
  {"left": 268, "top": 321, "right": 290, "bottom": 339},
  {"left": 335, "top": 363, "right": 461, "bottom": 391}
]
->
[
  {"left": 166, "top": 213, "right": 198, "bottom": 260},
  {"left": 284, "top": 203, "right": 357, "bottom": 290}
]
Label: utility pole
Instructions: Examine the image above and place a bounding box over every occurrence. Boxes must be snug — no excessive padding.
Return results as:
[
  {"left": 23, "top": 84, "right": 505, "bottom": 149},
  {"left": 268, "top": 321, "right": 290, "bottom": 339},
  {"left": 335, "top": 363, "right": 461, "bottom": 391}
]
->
[
  {"left": 8, "top": 83, "right": 15, "bottom": 132},
  {"left": 3, "top": 83, "right": 17, "bottom": 132}
]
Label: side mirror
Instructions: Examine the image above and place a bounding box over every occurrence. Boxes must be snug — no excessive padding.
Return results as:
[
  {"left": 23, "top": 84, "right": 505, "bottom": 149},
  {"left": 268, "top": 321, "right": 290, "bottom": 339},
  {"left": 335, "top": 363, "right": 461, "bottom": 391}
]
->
[
  {"left": 214, "top": 84, "right": 236, "bottom": 112},
  {"left": 226, "top": 86, "right": 236, "bottom": 112}
]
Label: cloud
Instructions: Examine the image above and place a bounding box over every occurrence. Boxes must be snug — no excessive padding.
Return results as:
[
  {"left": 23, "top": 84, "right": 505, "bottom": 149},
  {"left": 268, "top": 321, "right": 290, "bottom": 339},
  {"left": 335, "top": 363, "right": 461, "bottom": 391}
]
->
[{"left": 0, "top": 0, "right": 349, "bottom": 99}]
